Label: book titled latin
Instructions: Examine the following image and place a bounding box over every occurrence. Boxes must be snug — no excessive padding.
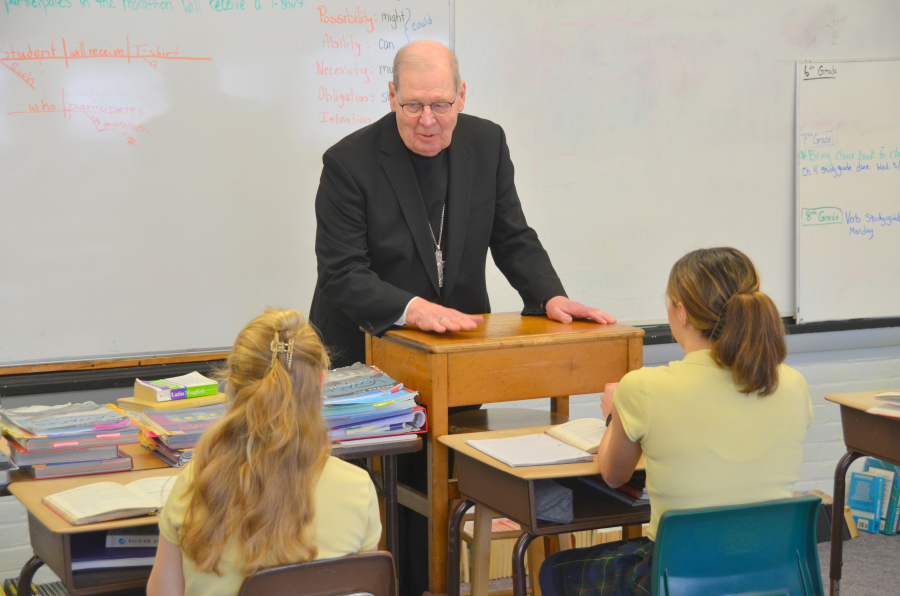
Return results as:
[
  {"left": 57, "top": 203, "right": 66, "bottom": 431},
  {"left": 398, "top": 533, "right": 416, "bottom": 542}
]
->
[
  {"left": 134, "top": 372, "right": 218, "bottom": 403},
  {"left": 847, "top": 472, "right": 884, "bottom": 534},
  {"left": 42, "top": 475, "right": 177, "bottom": 525}
]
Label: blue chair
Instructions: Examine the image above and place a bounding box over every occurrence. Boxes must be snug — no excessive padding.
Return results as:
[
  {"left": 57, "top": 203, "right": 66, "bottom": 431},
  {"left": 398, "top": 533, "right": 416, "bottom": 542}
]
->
[{"left": 652, "top": 495, "right": 824, "bottom": 596}]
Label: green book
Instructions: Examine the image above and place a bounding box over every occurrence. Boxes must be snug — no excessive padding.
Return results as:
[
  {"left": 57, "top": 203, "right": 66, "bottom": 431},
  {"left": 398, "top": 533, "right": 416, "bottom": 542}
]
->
[{"left": 134, "top": 371, "right": 218, "bottom": 403}]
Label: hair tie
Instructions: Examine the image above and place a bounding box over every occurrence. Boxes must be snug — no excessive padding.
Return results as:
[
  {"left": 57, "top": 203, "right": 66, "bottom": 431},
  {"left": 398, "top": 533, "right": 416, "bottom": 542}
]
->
[
  {"left": 269, "top": 332, "right": 294, "bottom": 371},
  {"left": 709, "top": 291, "right": 750, "bottom": 340}
]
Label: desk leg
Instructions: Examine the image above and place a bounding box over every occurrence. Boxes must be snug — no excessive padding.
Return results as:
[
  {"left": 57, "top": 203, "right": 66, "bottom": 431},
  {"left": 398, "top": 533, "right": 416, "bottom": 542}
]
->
[
  {"left": 428, "top": 354, "right": 451, "bottom": 595},
  {"left": 447, "top": 499, "right": 473, "bottom": 596},
  {"left": 17, "top": 555, "right": 44, "bottom": 596},
  {"left": 512, "top": 533, "right": 538, "bottom": 596},
  {"left": 383, "top": 454, "right": 399, "bottom": 572},
  {"left": 550, "top": 396, "right": 569, "bottom": 419},
  {"left": 830, "top": 451, "right": 862, "bottom": 596}
]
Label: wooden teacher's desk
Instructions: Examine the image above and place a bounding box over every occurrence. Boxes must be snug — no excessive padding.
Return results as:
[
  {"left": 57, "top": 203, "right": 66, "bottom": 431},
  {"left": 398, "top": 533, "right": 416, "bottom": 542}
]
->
[
  {"left": 824, "top": 391, "right": 900, "bottom": 596},
  {"left": 366, "top": 313, "right": 644, "bottom": 593},
  {"left": 440, "top": 427, "right": 648, "bottom": 596}
]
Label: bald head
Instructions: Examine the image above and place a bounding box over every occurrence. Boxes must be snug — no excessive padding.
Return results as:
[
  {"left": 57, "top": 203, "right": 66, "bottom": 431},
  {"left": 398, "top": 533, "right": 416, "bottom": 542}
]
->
[{"left": 392, "top": 41, "right": 461, "bottom": 94}]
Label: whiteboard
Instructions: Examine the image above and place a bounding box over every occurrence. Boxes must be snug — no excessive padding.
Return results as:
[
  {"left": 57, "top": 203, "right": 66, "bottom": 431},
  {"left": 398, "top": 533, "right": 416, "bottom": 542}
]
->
[
  {"left": 4, "top": 1, "right": 900, "bottom": 365},
  {"left": 0, "top": 0, "right": 450, "bottom": 364},
  {"left": 456, "top": 1, "right": 900, "bottom": 325},
  {"left": 795, "top": 60, "right": 900, "bottom": 323}
]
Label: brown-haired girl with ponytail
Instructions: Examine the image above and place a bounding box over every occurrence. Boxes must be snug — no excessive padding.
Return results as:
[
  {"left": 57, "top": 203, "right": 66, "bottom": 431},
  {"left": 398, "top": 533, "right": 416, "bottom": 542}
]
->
[
  {"left": 539, "top": 248, "right": 813, "bottom": 596},
  {"left": 147, "top": 309, "right": 381, "bottom": 596}
]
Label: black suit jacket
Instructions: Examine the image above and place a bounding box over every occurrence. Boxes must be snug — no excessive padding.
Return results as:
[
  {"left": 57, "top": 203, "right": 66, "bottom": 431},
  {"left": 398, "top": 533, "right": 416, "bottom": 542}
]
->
[{"left": 309, "top": 112, "right": 566, "bottom": 367}]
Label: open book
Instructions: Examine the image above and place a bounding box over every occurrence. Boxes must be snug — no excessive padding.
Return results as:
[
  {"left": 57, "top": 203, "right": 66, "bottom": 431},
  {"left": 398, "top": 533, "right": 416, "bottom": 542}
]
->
[
  {"left": 466, "top": 419, "right": 606, "bottom": 467},
  {"left": 545, "top": 418, "right": 606, "bottom": 454},
  {"left": 42, "top": 476, "right": 177, "bottom": 525}
]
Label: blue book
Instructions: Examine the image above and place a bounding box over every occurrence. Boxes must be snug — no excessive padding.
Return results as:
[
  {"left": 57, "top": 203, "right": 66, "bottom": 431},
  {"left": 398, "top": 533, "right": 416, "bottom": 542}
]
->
[
  {"left": 847, "top": 472, "right": 885, "bottom": 534},
  {"left": 863, "top": 458, "right": 900, "bottom": 535}
]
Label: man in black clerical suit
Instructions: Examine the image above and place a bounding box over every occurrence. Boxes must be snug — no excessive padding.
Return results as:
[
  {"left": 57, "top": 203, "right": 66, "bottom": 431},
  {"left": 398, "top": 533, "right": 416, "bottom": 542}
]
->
[
  {"left": 310, "top": 40, "right": 615, "bottom": 369},
  {"left": 310, "top": 41, "right": 615, "bottom": 596}
]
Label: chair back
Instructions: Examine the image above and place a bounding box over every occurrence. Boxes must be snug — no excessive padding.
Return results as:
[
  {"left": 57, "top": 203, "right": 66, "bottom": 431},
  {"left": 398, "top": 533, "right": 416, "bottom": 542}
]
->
[
  {"left": 651, "top": 495, "right": 824, "bottom": 596},
  {"left": 237, "top": 551, "right": 397, "bottom": 596}
]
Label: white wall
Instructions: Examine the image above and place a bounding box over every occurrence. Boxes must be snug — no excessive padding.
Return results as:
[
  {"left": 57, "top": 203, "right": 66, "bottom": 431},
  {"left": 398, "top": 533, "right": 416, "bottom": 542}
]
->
[{"left": 2, "top": 329, "right": 899, "bottom": 583}]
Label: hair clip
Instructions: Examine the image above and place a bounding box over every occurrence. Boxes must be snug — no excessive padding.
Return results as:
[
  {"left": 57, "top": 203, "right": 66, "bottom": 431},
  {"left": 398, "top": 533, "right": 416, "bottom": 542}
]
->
[{"left": 269, "top": 332, "right": 294, "bottom": 371}]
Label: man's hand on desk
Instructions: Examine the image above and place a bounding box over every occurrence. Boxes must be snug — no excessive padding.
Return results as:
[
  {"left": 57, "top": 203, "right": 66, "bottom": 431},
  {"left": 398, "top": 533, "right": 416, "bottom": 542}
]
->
[
  {"left": 406, "top": 297, "right": 484, "bottom": 333},
  {"left": 545, "top": 296, "right": 617, "bottom": 325}
]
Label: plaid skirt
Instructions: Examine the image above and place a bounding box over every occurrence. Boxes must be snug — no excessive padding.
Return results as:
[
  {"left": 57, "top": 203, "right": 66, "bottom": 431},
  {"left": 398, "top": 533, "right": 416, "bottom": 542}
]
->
[{"left": 538, "top": 537, "right": 653, "bottom": 596}]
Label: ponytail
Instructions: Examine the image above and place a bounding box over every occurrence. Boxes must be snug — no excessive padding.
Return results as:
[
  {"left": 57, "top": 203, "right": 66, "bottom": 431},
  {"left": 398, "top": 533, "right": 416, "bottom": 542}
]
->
[
  {"left": 667, "top": 248, "right": 786, "bottom": 396},
  {"left": 712, "top": 291, "right": 786, "bottom": 396}
]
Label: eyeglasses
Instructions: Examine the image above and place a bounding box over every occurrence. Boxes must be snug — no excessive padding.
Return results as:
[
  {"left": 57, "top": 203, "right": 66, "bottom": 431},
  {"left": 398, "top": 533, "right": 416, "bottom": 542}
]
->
[{"left": 399, "top": 98, "right": 457, "bottom": 117}]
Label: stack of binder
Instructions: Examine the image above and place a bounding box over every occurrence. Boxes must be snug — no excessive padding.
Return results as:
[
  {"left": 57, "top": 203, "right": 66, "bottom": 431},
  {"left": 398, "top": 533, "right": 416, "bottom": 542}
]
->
[{"left": 324, "top": 363, "right": 426, "bottom": 443}]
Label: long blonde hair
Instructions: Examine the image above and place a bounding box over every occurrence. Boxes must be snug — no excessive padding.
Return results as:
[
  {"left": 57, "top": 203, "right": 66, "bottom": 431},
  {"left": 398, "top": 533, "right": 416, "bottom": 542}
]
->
[{"left": 180, "top": 309, "right": 331, "bottom": 575}]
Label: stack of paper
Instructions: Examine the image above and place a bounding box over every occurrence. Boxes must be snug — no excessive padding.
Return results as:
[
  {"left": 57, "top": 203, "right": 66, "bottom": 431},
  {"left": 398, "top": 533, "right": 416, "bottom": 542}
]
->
[{"left": 324, "top": 364, "right": 426, "bottom": 443}]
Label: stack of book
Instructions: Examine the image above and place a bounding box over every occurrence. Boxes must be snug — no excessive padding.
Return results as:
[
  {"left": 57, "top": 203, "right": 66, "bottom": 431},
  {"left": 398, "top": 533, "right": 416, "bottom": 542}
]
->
[
  {"left": 0, "top": 402, "right": 138, "bottom": 480},
  {"left": 324, "top": 363, "right": 426, "bottom": 445},
  {"left": 112, "top": 372, "right": 225, "bottom": 468},
  {"left": 137, "top": 403, "right": 227, "bottom": 467},
  {"left": 117, "top": 371, "right": 226, "bottom": 414}
]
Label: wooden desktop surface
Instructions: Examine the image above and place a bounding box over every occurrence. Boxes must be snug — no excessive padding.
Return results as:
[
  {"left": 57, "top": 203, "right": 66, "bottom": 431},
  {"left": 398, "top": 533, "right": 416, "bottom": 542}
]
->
[
  {"left": 824, "top": 390, "right": 897, "bottom": 412},
  {"left": 384, "top": 313, "right": 643, "bottom": 353},
  {"left": 9, "top": 467, "right": 181, "bottom": 535},
  {"left": 438, "top": 425, "right": 644, "bottom": 480}
]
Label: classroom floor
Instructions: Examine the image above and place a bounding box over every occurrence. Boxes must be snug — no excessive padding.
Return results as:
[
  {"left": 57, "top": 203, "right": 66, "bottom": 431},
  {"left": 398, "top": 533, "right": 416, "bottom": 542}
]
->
[{"left": 460, "top": 532, "right": 900, "bottom": 596}]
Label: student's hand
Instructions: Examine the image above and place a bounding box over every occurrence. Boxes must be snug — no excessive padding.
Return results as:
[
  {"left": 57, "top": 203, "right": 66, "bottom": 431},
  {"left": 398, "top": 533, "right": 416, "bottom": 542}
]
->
[
  {"left": 600, "top": 382, "right": 619, "bottom": 419},
  {"left": 545, "top": 296, "right": 617, "bottom": 324},
  {"left": 406, "top": 298, "right": 484, "bottom": 333}
]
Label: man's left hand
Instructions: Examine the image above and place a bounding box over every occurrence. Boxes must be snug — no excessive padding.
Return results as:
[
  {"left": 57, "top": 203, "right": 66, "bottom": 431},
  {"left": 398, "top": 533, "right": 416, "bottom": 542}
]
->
[{"left": 545, "top": 296, "right": 617, "bottom": 325}]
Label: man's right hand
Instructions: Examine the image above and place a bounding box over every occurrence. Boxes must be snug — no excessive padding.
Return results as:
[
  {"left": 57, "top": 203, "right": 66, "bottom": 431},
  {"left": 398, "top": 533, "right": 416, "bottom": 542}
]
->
[{"left": 406, "top": 298, "right": 484, "bottom": 333}]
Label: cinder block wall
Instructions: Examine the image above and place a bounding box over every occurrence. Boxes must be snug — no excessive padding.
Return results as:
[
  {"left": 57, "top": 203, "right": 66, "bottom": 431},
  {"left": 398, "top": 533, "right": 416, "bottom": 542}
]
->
[{"left": 2, "top": 329, "right": 899, "bottom": 583}]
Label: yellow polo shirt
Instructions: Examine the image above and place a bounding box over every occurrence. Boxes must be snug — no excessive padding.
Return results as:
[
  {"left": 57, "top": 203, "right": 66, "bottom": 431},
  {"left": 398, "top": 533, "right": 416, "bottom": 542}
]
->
[
  {"left": 158, "top": 456, "right": 381, "bottom": 596},
  {"left": 615, "top": 349, "right": 813, "bottom": 541}
]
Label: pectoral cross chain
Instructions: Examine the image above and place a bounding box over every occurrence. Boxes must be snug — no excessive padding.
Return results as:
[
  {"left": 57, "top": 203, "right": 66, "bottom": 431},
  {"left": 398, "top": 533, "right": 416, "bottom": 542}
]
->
[{"left": 428, "top": 205, "right": 446, "bottom": 288}]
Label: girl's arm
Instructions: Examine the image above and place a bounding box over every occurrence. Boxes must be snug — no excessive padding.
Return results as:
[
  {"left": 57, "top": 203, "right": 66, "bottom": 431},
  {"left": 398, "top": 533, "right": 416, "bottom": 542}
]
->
[
  {"left": 597, "top": 404, "right": 642, "bottom": 488},
  {"left": 147, "top": 536, "right": 186, "bottom": 596}
]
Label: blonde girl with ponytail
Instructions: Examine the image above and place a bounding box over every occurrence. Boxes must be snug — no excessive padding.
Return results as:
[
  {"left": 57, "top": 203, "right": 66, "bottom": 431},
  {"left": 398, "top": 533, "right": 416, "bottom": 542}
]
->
[
  {"left": 539, "top": 248, "right": 813, "bottom": 596},
  {"left": 148, "top": 309, "right": 381, "bottom": 596}
]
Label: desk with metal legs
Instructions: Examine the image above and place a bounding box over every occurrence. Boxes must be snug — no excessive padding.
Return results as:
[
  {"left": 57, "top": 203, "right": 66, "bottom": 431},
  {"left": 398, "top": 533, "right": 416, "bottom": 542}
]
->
[
  {"left": 824, "top": 391, "right": 900, "bottom": 596},
  {"left": 439, "top": 427, "right": 648, "bottom": 596},
  {"left": 5, "top": 438, "right": 420, "bottom": 596}
]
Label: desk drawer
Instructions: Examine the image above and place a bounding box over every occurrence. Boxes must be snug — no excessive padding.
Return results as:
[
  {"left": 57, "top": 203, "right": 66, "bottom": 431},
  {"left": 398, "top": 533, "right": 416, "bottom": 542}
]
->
[{"left": 447, "top": 341, "right": 628, "bottom": 407}]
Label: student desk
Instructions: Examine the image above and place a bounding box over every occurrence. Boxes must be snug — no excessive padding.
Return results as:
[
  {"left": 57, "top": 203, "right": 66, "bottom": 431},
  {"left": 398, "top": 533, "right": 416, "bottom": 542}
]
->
[
  {"left": 824, "top": 391, "right": 900, "bottom": 596},
  {"left": 366, "top": 312, "right": 644, "bottom": 593},
  {"left": 4, "top": 437, "right": 420, "bottom": 596},
  {"left": 439, "top": 427, "right": 648, "bottom": 596},
  {"left": 9, "top": 467, "right": 180, "bottom": 596}
]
